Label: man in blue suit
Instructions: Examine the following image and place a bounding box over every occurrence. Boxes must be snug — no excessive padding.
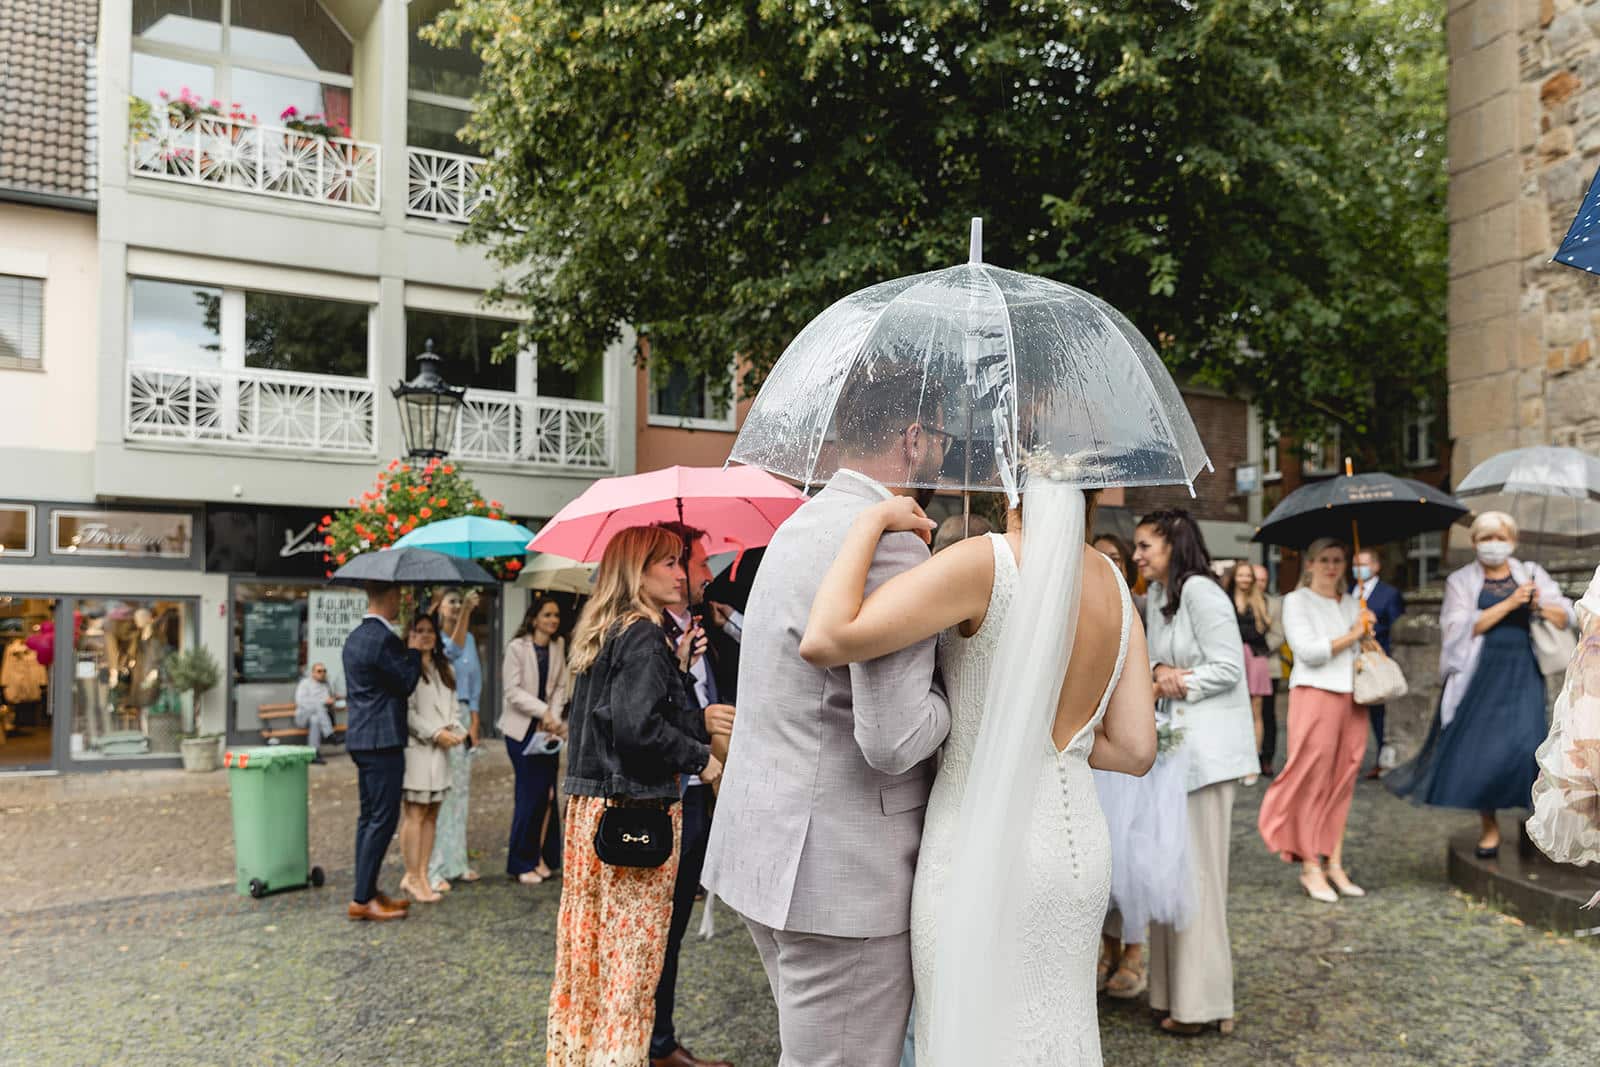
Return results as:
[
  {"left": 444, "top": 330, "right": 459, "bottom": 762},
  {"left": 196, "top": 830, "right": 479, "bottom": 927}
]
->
[
  {"left": 1353, "top": 549, "right": 1405, "bottom": 779},
  {"left": 343, "top": 582, "right": 422, "bottom": 921}
]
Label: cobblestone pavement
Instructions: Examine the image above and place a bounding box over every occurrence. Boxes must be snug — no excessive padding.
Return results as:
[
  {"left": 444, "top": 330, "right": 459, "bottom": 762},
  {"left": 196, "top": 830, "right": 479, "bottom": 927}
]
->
[{"left": 4, "top": 768, "right": 1600, "bottom": 1065}]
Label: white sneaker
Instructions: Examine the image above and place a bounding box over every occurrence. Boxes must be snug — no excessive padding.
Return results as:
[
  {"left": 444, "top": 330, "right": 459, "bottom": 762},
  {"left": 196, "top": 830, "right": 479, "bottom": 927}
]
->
[{"left": 1378, "top": 744, "right": 1398, "bottom": 770}]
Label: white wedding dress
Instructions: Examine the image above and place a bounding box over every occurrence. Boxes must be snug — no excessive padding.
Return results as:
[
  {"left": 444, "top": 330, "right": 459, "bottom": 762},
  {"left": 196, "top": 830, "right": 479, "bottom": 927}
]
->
[{"left": 911, "top": 534, "right": 1131, "bottom": 1065}]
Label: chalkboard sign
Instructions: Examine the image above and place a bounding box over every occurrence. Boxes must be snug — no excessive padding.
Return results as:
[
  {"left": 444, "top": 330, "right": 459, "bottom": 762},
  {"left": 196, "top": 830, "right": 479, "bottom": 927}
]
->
[{"left": 241, "top": 601, "right": 302, "bottom": 680}]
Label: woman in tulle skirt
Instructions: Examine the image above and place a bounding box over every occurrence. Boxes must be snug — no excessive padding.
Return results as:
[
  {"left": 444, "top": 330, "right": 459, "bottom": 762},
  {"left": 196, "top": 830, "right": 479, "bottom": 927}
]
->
[{"left": 1095, "top": 716, "right": 1192, "bottom": 999}]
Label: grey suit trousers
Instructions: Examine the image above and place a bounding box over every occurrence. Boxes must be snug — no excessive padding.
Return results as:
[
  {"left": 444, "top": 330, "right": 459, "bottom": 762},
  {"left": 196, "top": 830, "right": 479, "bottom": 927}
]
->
[{"left": 744, "top": 914, "right": 913, "bottom": 1067}]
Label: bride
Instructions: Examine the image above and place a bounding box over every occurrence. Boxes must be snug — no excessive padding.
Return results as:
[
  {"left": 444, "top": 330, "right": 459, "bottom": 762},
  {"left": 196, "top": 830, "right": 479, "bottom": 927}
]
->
[{"left": 799, "top": 480, "right": 1157, "bottom": 1065}]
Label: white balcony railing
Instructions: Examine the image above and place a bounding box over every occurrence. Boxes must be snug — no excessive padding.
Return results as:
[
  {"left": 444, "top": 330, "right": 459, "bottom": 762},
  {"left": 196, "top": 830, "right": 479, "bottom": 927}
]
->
[
  {"left": 126, "top": 364, "right": 377, "bottom": 455},
  {"left": 130, "top": 112, "right": 381, "bottom": 211},
  {"left": 455, "top": 390, "right": 614, "bottom": 470},
  {"left": 406, "top": 146, "right": 491, "bottom": 224}
]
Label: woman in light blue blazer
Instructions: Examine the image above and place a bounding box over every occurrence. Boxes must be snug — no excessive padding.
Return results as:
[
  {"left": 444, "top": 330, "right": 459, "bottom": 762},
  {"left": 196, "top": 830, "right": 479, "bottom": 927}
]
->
[{"left": 1132, "top": 509, "right": 1256, "bottom": 1037}]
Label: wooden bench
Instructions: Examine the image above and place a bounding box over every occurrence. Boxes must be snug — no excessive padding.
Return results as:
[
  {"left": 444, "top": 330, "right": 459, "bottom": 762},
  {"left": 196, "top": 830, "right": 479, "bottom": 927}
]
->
[{"left": 258, "top": 701, "right": 347, "bottom": 744}]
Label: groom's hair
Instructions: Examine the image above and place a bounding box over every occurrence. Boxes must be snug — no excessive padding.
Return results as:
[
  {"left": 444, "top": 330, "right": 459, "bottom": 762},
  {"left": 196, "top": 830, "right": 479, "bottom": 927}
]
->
[{"left": 835, "top": 362, "right": 948, "bottom": 457}]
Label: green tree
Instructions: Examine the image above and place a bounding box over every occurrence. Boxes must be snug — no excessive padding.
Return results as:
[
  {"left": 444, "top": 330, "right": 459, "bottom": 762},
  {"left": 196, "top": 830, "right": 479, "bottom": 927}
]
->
[{"left": 429, "top": 0, "right": 1443, "bottom": 442}]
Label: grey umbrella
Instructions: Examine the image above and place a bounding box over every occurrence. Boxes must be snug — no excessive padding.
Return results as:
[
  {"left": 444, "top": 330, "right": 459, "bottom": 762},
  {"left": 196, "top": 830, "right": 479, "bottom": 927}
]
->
[
  {"left": 1456, "top": 445, "right": 1600, "bottom": 551},
  {"left": 329, "top": 546, "right": 496, "bottom": 586}
]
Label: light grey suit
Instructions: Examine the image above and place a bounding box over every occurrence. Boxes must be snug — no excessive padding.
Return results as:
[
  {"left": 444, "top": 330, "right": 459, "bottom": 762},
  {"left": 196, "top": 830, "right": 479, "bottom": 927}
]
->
[{"left": 702, "top": 471, "right": 950, "bottom": 1067}]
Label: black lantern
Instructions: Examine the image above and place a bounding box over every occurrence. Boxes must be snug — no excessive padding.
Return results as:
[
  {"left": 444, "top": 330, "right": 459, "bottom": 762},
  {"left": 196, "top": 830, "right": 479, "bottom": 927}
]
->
[{"left": 393, "top": 338, "right": 467, "bottom": 459}]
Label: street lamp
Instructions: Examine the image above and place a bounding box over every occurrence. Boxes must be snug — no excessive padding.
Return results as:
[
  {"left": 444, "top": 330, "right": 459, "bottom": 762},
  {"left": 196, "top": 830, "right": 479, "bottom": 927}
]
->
[{"left": 392, "top": 338, "right": 467, "bottom": 459}]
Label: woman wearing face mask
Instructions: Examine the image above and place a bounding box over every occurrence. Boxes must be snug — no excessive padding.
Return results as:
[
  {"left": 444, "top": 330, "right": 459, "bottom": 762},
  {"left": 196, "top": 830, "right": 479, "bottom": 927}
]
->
[{"left": 1387, "top": 512, "right": 1574, "bottom": 857}]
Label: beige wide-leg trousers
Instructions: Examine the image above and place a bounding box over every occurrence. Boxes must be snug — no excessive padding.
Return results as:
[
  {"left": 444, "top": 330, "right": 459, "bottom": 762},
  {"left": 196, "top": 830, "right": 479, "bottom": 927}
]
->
[{"left": 1147, "top": 779, "right": 1236, "bottom": 1025}]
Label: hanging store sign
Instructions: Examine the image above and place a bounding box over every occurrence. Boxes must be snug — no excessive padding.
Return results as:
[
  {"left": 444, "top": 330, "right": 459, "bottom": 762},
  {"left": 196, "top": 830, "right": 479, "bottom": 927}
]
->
[
  {"left": 205, "top": 506, "right": 329, "bottom": 577},
  {"left": 51, "top": 509, "right": 194, "bottom": 559}
]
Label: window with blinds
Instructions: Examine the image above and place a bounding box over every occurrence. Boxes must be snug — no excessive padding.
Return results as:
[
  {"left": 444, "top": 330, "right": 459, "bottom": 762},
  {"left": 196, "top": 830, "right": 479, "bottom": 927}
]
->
[{"left": 0, "top": 275, "right": 44, "bottom": 365}]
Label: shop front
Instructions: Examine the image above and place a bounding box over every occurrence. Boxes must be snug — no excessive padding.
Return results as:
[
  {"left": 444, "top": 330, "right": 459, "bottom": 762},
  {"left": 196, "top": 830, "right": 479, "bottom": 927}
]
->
[
  {"left": 207, "top": 505, "right": 504, "bottom": 745},
  {"left": 0, "top": 500, "right": 219, "bottom": 773}
]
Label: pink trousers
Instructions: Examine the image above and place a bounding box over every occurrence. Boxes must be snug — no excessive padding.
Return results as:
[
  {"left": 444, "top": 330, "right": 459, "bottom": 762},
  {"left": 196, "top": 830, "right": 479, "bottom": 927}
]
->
[{"left": 1257, "top": 686, "right": 1366, "bottom": 862}]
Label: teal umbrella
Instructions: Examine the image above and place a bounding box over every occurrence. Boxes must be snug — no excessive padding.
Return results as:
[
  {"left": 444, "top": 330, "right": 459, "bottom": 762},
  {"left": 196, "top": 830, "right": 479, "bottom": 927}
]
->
[{"left": 392, "top": 515, "right": 537, "bottom": 559}]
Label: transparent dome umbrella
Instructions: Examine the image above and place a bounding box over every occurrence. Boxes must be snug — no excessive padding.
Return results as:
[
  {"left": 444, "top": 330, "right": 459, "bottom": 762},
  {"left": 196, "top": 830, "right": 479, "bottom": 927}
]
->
[
  {"left": 1457, "top": 446, "right": 1600, "bottom": 564},
  {"left": 729, "top": 219, "right": 1211, "bottom": 504}
]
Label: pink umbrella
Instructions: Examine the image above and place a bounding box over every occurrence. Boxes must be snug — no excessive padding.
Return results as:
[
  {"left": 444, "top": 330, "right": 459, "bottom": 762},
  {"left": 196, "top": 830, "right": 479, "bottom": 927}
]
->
[{"left": 527, "top": 465, "right": 808, "bottom": 562}]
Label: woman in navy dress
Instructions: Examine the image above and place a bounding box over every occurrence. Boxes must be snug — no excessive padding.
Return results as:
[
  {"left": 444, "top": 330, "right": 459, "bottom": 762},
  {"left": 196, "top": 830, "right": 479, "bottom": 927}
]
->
[{"left": 1388, "top": 511, "right": 1574, "bottom": 856}]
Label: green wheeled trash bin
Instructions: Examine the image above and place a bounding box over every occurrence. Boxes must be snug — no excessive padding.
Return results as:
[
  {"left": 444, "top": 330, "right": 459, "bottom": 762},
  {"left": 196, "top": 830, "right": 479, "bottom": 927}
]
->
[{"left": 223, "top": 746, "right": 325, "bottom": 898}]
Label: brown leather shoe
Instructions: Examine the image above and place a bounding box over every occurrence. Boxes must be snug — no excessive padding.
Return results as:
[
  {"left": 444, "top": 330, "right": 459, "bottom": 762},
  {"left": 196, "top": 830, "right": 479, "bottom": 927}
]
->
[
  {"left": 347, "top": 899, "right": 408, "bottom": 922},
  {"left": 374, "top": 891, "right": 411, "bottom": 910},
  {"left": 651, "top": 1047, "right": 733, "bottom": 1067}
]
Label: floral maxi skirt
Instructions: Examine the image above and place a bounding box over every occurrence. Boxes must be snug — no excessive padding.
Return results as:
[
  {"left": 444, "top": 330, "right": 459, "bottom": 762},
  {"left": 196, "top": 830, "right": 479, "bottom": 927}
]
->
[{"left": 547, "top": 794, "right": 681, "bottom": 1067}]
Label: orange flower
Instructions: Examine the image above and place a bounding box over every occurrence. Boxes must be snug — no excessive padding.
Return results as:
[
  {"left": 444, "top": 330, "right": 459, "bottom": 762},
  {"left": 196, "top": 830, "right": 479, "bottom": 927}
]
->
[
  {"left": 442, "top": 465, "right": 455, "bottom": 474},
  {"left": 321, "top": 514, "right": 332, "bottom": 525},
  {"left": 488, "top": 512, "right": 501, "bottom": 520},
  {"left": 506, "top": 559, "right": 522, "bottom": 571},
  {"left": 324, "top": 535, "right": 335, "bottom": 546},
  {"left": 420, "top": 507, "right": 433, "bottom": 519},
  {"left": 490, "top": 500, "right": 504, "bottom": 510},
  {"left": 388, "top": 459, "right": 400, "bottom": 471},
  {"left": 437, "top": 497, "right": 449, "bottom": 507},
  {"left": 400, "top": 464, "right": 411, "bottom": 473},
  {"left": 335, "top": 553, "right": 347, "bottom": 564}
]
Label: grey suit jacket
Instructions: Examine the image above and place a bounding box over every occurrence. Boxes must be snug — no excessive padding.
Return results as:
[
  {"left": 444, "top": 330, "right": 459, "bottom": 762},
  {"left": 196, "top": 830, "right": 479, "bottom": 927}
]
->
[{"left": 702, "top": 471, "right": 950, "bottom": 938}]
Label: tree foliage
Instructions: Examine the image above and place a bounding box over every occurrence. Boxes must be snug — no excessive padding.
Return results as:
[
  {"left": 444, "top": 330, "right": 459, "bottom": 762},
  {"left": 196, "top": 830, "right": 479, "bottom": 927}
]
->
[{"left": 430, "top": 0, "right": 1444, "bottom": 444}]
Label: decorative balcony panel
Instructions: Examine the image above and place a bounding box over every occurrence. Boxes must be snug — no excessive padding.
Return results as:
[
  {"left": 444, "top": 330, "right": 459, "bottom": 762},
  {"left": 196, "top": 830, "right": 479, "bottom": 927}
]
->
[
  {"left": 455, "top": 391, "right": 614, "bottom": 471},
  {"left": 127, "top": 365, "right": 376, "bottom": 455},
  {"left": 406, "top": 147, "right": 491, "bottom": 224},
  {"left": 130, "top": 113, "right": 381, "bottom": 212}
]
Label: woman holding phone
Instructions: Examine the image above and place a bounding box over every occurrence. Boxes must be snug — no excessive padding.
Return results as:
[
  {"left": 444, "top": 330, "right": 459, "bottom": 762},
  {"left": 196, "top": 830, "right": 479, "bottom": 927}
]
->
[{"left": 399, "top": 612, "right": 463, "bottom": 904}]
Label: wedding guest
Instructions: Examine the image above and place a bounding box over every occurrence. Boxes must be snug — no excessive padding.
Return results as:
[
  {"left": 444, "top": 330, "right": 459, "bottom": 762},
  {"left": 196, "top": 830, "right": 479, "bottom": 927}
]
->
[
  {"left": 1134, "top": 509, "right": 1256, "bottom": 1036},
  {"left": 1388, "top": 512, "right": 1573, "bottom": 857},
  {"left": 934, "top": 513, "right": 992, "bottom": 554},
  {"left": 293, "top": 661, "right": 339, "bottom": 763},
  {"left": 547, "top": 526, "right": 724, "bottom": 1067},
  {"left": 1257, "top": 539, "right": 1374, "bottom": 902},
  {"left": 501, "top": 596, "right": 571, "bottom": 885},
  {"left": 429, "top": 588, "right": 482, "bottom": 891},
  {"left": 1225, "top": 561, "right": 1275, "bottom": 786},
  {"left": 1352, "top": 549, "right": 1405, "bottom": 779},
  {"left": 653, "top": 521, "right": 738, "bottom": 1067},
  {"left": 1096, "top": 531, "right": 1146, "bottom": 618},
  {"left": 1253, "top": 564, "right": 1286, "bottom": 776},
  {"left": 344, "top": 582, "right": 421, "bottom": 922},
  {"left": 398, "top": 613, "right": 463, "bottom": 904}
]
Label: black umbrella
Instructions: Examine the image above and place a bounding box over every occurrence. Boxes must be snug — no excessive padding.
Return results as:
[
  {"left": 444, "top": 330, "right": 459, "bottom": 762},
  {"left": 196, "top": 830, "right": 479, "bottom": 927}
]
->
[
  {"left": 704, "top": 546, "right": 766, "bottom": 613},
  {"left": 329, "top": 546, "right": 496, "bottom": 586},
  {"left": 1252, "top": 471, "right": 1467, "bottom": 550}
]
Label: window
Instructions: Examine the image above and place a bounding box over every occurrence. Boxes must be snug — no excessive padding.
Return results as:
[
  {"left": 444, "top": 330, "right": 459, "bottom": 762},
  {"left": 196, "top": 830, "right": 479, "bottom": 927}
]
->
[
  {"left": 1262, "top": 421, "right": 1281, "bottom": 482},
  {"left": 131, "top": 278, "right": 371, "bottom": 378},
  {"left": 404, "top": 309, "right": 519, "bottom": 393},
  {"left": 1404, "top": 400, "right": 1438, "bottom": 468},
  {"left": 1301, "top": 429, "right": 1342, "bottom": 477},
  {"left": 0, "top": 275, "right": 43, "bottom": 367},
  {"left": 71, "top": 597, "right": 196, "bottom": 760},
  {"left": 407, "top": 11, "right": 479, "bottom": 155},
  {"left": 132, "top": 0, "right": 354, "bottom": 133},
  {"left": 1406, "top": 531, "right": 1442, "bottom": 589},
  {"left": 649, "top": 364, "right": 735, "bottom": 430},
  {"left": 0, "top": 505, "right": 35, "bottom": 557}
]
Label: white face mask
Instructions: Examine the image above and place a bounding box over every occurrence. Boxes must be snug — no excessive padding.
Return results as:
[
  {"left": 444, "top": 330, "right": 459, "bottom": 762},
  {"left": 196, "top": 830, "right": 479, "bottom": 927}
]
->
[
  {"left": 1476, "top": 541, "right": 1514, "bottom": 567},
  {"left": 1352, "top": 565, "right": 1374, "bottom": 582}
]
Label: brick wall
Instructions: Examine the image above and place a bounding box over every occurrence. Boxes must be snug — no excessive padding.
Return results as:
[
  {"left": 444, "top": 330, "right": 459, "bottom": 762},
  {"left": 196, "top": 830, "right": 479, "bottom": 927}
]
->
[{"left": 1123, "top": 391, "right": 1250, "bottom": 523}]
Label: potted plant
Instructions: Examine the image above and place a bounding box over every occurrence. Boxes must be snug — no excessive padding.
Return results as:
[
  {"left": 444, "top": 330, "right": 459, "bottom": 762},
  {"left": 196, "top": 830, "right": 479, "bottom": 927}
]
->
[{"left": 167, "top": 646, "right": 223, "bottom": 772}]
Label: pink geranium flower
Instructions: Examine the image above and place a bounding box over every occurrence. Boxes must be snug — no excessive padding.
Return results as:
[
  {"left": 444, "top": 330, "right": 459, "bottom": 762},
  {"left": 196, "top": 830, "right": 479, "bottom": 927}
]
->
[{"left": 281, "top": 105, "right": 298, "bottom": 120}]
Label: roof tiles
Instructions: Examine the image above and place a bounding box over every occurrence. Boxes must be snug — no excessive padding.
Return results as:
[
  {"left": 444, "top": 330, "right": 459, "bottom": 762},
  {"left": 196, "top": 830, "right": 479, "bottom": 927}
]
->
[{"left": 0, "top": 0, "right": 98, "bottom": 203}]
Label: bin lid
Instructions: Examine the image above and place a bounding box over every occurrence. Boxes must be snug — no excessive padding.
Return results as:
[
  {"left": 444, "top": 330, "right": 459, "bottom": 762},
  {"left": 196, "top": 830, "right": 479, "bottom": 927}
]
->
[{"left": 224, "top": 746, "right": 317, "bottom": 770}]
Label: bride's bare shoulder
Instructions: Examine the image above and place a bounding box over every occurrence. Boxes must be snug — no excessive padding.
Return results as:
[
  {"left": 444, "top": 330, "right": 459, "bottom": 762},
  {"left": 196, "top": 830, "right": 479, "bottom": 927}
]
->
[{"left": 1078, "top": 544, "right": 1124, "bottom": 616}]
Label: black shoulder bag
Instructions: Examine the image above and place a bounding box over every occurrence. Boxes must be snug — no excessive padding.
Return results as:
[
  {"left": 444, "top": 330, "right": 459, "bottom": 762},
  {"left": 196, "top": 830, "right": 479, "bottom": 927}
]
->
[{"left": 594, "top": 801, "right": 674, "bottom": 868}]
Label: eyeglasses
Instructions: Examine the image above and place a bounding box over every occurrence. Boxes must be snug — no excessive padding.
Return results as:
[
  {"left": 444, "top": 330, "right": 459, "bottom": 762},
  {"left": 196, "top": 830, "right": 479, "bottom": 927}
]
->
[{"left": 919, "top": 425, "right": 955, "bottom": 450}]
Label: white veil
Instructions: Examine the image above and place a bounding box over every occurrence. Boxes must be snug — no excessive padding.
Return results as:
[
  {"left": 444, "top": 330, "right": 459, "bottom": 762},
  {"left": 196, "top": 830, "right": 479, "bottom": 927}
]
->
[{"left": 927, "top": 479, "right": 1087, "bottom": 1060}]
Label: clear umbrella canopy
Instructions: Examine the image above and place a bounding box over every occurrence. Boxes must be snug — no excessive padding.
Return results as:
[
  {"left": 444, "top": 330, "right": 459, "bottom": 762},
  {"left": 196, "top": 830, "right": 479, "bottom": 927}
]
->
[
  {"left": 730, "top": 220, "right": 1210, "bottom": 501},
  {"left": 1456, "top": 446, "right": 1600, "bottom": 565}
]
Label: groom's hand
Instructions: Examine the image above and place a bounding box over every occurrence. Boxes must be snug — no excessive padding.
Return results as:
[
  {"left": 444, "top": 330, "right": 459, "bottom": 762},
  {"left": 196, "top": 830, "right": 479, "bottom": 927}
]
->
[{"left": 705, "top": 703, "right": 737, "bottom": 737}]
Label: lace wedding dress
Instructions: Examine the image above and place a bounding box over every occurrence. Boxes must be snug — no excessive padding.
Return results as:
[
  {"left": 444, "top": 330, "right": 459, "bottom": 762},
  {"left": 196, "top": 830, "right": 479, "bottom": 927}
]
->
[{"left": 911, "top": 534, "right": 1131, "bottom": 1065}]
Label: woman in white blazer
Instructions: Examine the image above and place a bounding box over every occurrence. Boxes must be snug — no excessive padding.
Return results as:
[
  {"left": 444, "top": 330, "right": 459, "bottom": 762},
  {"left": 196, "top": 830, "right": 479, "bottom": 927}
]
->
[
  {"left": 500, "top": 596, "right": 572, "bottom": 884},
  {"left": 1132, "top": 509, "right": 1256, "bottom": 1037}
]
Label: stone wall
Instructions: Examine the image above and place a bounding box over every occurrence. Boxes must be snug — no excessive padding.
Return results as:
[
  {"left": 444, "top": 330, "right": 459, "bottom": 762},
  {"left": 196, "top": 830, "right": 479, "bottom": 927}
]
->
[{"left": 1449, "top": 0, "right": 1600, "bottom": 481}]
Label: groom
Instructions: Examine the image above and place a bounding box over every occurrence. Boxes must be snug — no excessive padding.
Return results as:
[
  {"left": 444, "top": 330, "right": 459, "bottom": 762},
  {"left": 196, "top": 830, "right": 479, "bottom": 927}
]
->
[{"left": 702, "top": 367, "right": 952, "bottom": 1067}]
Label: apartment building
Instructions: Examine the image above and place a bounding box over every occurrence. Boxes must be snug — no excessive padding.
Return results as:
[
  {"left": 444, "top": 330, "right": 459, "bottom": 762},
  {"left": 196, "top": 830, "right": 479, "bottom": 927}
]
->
[{"left": 0, "top": 0, "right": 634, "bottom": 772}]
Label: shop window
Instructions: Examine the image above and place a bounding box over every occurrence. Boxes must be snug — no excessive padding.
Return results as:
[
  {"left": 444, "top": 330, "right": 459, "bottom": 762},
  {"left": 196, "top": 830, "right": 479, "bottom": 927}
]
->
[
  {"left": 130, "top": 277, "right": 371, "bottom": 379},
  {"left": 0, "top": 505, "right": 34, "bottom": 557},
  {"left": 131, "top": 0, "right": 354, "bottom": 135},
  {"left": 649, "top": 363, "right": 735, "bottom": 431},
  {"left": 405, "top": 308, "right": 520, "bottom": 393},
  {"left": 0, "top": 596, "right": 56, "bottom": 770},
  {"left": 71, "top": 598, "right": 195, "bottom": 760},
  {"left": 0, "top": 274, "right": 44, "bottom": 367}
]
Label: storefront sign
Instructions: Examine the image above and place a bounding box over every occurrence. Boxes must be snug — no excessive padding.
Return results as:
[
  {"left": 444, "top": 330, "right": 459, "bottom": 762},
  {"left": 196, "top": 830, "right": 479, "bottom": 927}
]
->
[
  {"left": 51, "top": 509, "right": 193, "bottom": 559},
  {"left": 0, "top": 504, "right": 35, "bottom": 558},
  {"left": 307, "top": 589, "right": 367, "bottom": 692},
  {"left": 206, "top": 506, "right": 329, "bottom": 577},
  {"left": 240, "top": 601, "right": 302, "bottom": 681}
]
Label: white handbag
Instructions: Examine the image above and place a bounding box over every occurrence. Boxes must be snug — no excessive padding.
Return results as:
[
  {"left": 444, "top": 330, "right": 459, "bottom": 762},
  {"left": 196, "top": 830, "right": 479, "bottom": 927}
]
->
[
  {"left": 1532, "top": 616, "right": 1578, "bottom": 676},
  {"left": 1353, "top": 638, "right": 1408, "bottom": 706}
]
